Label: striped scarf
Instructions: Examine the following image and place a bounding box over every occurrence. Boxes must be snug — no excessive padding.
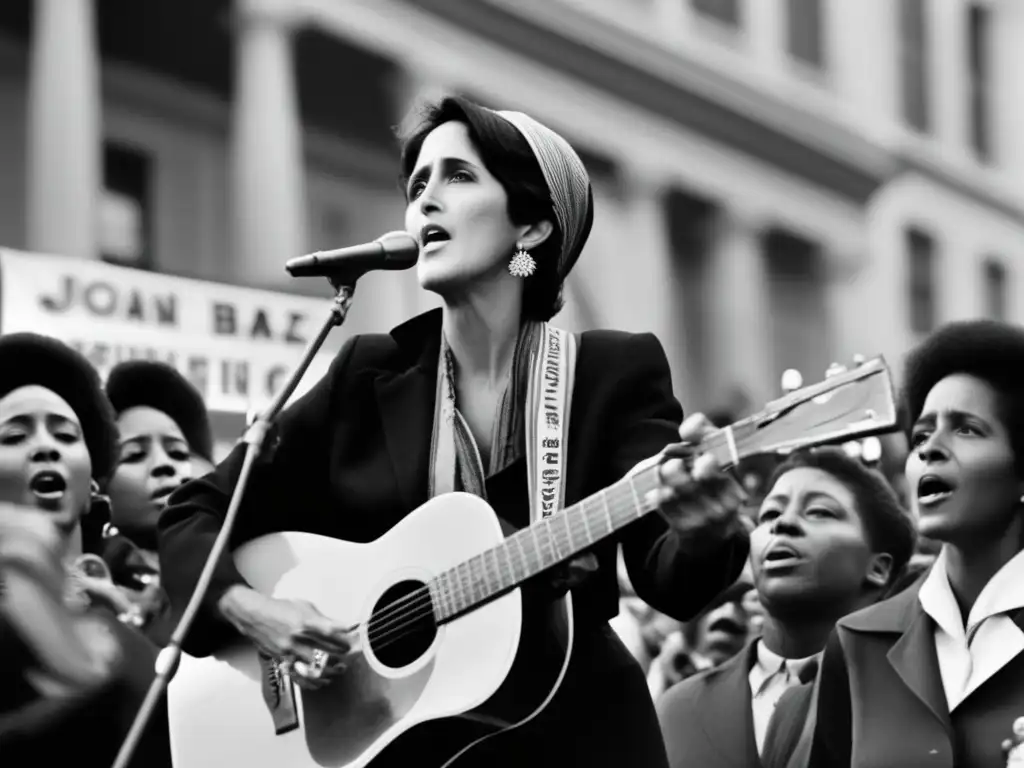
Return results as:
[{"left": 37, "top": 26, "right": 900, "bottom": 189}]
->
[{"left": 428, "top": 322, "right": 541, "bottom": 501}]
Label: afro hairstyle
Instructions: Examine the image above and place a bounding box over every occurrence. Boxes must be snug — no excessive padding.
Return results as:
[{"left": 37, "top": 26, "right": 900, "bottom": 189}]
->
[
  {"left": 0, "top": 333, "right": 117, "bottom": 484},
  {"left": 901, "top": 319, "right": 1024, "bottom": 473},
  {"left": 105, "top": 360, "right": 213, "bottom": 462}
]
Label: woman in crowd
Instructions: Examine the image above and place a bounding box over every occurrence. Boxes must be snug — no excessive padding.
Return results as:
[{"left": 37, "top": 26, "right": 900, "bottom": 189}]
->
[
  {"left": 0, "top": 333, "right": 170, "bottom": 766},
  {"left": 810, "top": 319, "right": 1024, "bottom": 767},
  {"left": 102, "top": 359, "right": 214, "bottom": 645},
  {"left": 159, "top": 95, "right": 751, "bottom": 767}
]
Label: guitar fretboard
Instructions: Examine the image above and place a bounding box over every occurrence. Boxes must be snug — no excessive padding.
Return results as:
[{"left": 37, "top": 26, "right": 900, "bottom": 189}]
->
[{"left": 427, "top": 463, "right": 663, "bottom": 623}]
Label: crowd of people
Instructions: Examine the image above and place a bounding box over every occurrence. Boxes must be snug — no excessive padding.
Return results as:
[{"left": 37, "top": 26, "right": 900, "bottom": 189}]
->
[{"left": 1, "top": 94, "right": 1023, "bottom": 768}]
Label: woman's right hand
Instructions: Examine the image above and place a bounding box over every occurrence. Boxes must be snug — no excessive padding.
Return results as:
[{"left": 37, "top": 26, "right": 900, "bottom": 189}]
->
[{"left": 218, "top": 586, "right": 355, "bottom": 689}]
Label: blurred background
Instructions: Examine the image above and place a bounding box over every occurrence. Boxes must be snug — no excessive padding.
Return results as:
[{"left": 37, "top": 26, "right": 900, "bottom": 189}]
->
[{"left": 0, "top": 0, "right": 1020, "bottom": 471}]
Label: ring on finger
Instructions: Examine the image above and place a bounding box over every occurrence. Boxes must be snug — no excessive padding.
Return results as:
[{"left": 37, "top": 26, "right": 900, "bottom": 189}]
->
[
  {"left": 291, "top": 660, "right": 321, "bottom": 680},
  {"left": 278, "top": 656, "right": 295, "bottom": 677},
  {"left": 311, "top": 649, "right": 330, "bottom": 676}
]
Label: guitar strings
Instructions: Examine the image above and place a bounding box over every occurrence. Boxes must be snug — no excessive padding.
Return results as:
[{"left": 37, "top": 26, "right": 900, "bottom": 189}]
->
[
  {"left": 362, "top": 480, "right": 652, "bottom": 653},
  {"left": 364, "top": 391, "right": 876, "bottom": 655},
  {"left": 363, "top": 394, "right": 867, "bottom": 651},
  {"left": 364, "top": 477, "right": 658, "bottom": 648},
  {"left": 362, "top": 478, "right": 646, "bottom": 639}
]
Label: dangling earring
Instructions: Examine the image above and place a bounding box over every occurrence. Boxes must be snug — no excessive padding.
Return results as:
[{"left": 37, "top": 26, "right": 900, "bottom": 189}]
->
[
  {"left": 508, "top": 244, "right": 536, "bottom": 278},
  {"left": 88, "top": 479, "right": 116, "bottom": 537}
]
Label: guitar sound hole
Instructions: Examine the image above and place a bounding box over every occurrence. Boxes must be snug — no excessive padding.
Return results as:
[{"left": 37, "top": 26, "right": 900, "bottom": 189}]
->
[{"left": 367, "top": 580, "right": 438, "bottom": 669}]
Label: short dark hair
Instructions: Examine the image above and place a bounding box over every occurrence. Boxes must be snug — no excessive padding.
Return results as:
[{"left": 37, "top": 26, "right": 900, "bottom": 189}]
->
[
  {"left": 765, "top": 447, "right": 917, "bottom": 586},
  {"left": 399, "top": 95, "right": 594, "bottom": 322},
  {"left": 902, "top": 319, "right": 1024, "bottom": 474}
]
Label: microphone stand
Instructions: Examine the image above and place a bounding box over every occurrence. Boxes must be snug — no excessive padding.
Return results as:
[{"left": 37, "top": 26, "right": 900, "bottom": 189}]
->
[{"left": 111, "top": 282, "right": 357, "bottom": 768}]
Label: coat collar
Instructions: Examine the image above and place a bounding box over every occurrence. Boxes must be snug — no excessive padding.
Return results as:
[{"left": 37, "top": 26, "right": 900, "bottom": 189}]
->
[
  {"left": 373, "top": 310, "right": 443, "bottom": 511},
  {"left": 839, "top": 574, "right": 952, "bottom": 732},
  {"left": 389, "top": 309, "right": 442, "bottom": 358},
  {"left": 839, "top": 574, "right": 925, "bottom": 634},
  {"left": 693, "top": 639, "right": 762, "bottom": 768}
]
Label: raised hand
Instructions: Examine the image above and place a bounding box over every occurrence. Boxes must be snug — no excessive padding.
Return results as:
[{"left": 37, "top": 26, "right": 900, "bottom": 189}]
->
[{"left": 649, "top": 414, "right": 747, "bottom": 543}]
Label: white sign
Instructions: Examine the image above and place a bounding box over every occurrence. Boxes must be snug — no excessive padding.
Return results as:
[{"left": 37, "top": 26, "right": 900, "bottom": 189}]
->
[{"left": 0, "top": 248, "right": 338, "bottom": 414}]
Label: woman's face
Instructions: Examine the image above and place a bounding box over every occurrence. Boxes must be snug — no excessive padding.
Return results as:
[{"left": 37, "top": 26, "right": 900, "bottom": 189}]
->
[
  {"left": 750, "top": 467, "right": 885, "bottom": 616},
  {"left": 106, "top": 406, "right": 192, "bottom": 541},
  {"left": 907, "top": 373, "right": 1021, "bottom": 545},
  {"left": 404, "top": 121, "right": 547, "bottom": 298},
  {"left": 0, "top": 385, "right": 92, "bottom": 538}
]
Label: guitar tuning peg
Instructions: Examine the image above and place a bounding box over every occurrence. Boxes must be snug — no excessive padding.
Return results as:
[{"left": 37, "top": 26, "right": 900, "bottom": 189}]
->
[
  {"left": 825, "top": 362, "right": 848, "bottom": 379},
  {"left": 780, "top": 369, "right": 803, "bottom": 394}
]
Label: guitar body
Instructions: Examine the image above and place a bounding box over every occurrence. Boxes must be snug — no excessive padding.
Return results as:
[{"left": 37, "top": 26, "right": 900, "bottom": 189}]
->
[{"left": 167, "top": 493, "right": 573, "bottom": 768}]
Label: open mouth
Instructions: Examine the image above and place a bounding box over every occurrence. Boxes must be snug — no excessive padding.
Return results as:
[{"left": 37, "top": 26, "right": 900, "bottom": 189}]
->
[
  {"left": 762, "top": 542, "right": 803, "bottom": 569},
  {"left": 29, "top": 470, "right": 67, "bottom": 502},
  {"left": 420, "top": 224, "right": 451, "bottom": 252},
  {"left": 917, "top": 475, "right": 955, "bottom": 507}
]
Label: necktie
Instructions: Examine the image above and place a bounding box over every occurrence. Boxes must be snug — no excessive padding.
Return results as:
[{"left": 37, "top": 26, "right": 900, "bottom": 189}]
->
[{"left": 797, "top": 658, "right": 819, "bottom": 685}]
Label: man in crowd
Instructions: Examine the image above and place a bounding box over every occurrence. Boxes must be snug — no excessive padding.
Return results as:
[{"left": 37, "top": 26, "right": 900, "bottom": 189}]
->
[{"left": 656, "top": 448, "right": 915, "bottom": 768}]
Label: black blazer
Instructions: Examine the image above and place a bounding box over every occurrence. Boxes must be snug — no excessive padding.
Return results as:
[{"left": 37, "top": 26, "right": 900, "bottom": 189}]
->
[
  {"left": 810, "top": 576, "right": 1024, "bottom": 767},
  {"left": 656, "top": 640, "right": 762, "bottom": 768},
  {"left": 158, "top": 309, "right": 749, "bottom": 657}
]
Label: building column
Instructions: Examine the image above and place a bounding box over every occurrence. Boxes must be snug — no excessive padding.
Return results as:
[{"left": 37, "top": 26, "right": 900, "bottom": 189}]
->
[
  {"left": 933, "top": 0, "right": 968, "bottom": 155},
  {"left": 617, "top": 166, "right": 695, "bottom": 408},
  {"left": 26, "top": 0, "right": 101, "bottom": 259},
  {"left": 705, "top": 206, "right": 773, "bottom": 412},
  {"left": 230, "top": 0, "right": 307, "bottom": 286},
  {"left": 654, "top": 0, "right": 689, "bottom": 38},
  {"left": 748, "top": 0, "right": 785, "bottom": 76}
]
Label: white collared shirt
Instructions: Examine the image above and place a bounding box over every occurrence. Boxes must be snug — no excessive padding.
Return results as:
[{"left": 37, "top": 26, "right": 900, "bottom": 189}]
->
[
  {"left": 918, "top": 546, "right": 1024, "bottom": 712},
  {"left": 748, "top": 640, "right": 820, "bottom": 754}
]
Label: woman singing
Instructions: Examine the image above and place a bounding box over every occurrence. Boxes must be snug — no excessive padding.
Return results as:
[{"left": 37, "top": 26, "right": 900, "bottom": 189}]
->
[
  {"left": 101, "top": 360, "right": 214, "bottom": 645},
  {"left": 0, "top": 333, "right": 170, "bottom": 767},
  {"left": 810, "top": 320, "right": 1024, "bottom": 767},
  {"left": 159, "top": 96, "right": 750, "bottom": 767}
]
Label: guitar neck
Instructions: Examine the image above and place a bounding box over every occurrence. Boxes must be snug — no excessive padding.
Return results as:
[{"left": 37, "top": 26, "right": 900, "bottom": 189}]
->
[
  {"left": 428, "top": 430, "right": 745, "bottom": 625},
  {"left": 426, "top": 356, "right": 897, "bottom": 624}
]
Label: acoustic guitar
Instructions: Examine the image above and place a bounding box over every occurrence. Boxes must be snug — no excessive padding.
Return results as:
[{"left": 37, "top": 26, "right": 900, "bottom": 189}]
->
[{"left": 167, "top": 356, "right": 898, "bottom": 768}]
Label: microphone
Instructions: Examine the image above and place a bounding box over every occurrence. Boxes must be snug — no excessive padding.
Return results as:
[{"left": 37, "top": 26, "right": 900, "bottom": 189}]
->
[{"left": 285, "top": 231, "right": 419, "bottom": 279}]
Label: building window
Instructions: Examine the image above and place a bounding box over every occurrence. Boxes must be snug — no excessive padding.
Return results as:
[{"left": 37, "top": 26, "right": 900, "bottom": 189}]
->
[
  {"left": 983, "top": 258, "right": 1007, "bottom": 320},
  {"left": 691, "top": 0, "right": 741, "bottom": 28},
  {"left": 898, "top": 0, "right": 930, "bottom": 133},
  {"left": 907, "top": 228, "right": 937, "bottom": 334},
  {"left": 967, "top": 3, "right": 992, "bottom": 162},
  {"left": 787, "top": 0, "right": 825, "bottom": 69},
  {"left": 101, "top": 143, "right": 153, "bottom": 269}
]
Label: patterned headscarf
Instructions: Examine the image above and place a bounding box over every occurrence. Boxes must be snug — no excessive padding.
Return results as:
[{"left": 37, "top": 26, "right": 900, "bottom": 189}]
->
[{"left": 491, "top": 110, "right": 592, "bottom": 278}]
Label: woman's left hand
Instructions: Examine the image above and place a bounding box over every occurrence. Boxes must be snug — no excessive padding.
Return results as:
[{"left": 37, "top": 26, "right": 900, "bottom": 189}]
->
[{"left": 649, "top": 413, "right": 748, "bottom": 542}]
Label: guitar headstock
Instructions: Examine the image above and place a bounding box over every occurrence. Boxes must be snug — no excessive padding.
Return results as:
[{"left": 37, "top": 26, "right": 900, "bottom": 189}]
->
[
  {"left": 703, "top": 356, "right": 898, "bottom": 468},
  {"left": 780, "top": 357, "right": 886, "bottom": 464}
]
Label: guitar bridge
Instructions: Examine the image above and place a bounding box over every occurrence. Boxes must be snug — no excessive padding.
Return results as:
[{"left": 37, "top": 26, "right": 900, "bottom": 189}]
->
[{"left": 258, "top": 652, "right": 300, "bottom": 735}]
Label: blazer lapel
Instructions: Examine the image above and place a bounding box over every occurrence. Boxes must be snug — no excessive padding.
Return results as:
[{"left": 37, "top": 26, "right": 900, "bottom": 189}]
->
[
  {"left": 373, "top": 311, "right": 442, "bottom": 513},
  {"left": 885, "top": 598, "right": 953, "bottom": 734},
  {"left": 696, "top": 641, "right": 762, "bottom": 768}
]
